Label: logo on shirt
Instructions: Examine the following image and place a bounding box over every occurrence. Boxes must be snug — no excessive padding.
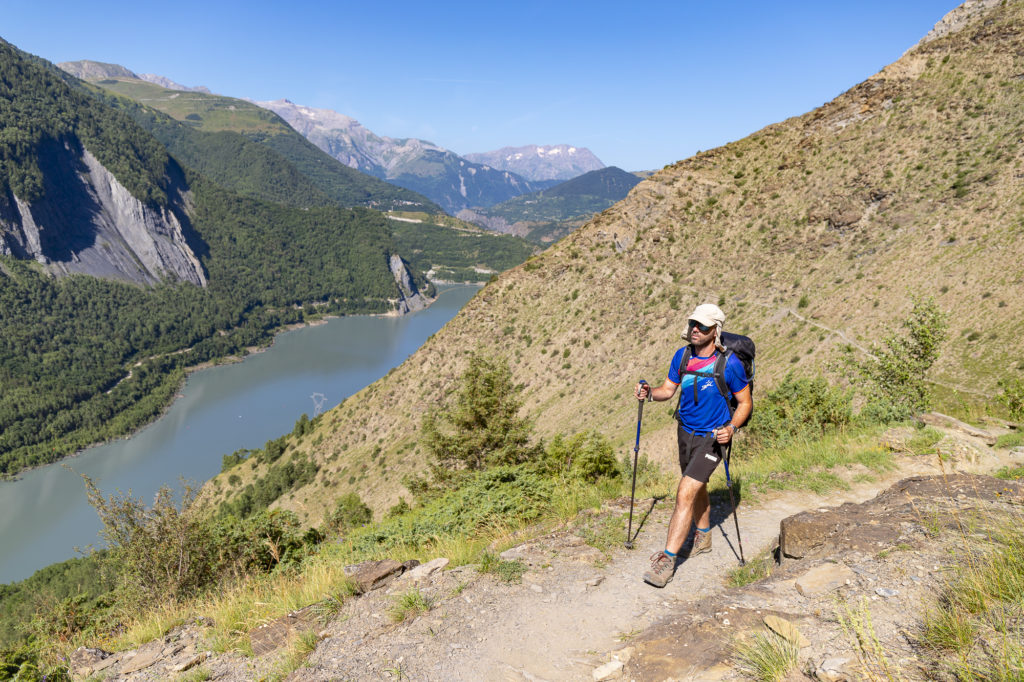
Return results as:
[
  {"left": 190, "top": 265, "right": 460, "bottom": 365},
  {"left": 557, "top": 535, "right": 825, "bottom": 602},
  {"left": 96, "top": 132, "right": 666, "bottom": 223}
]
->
[{"left": 705, "top": 454, "right": 719, "bottom": 462}]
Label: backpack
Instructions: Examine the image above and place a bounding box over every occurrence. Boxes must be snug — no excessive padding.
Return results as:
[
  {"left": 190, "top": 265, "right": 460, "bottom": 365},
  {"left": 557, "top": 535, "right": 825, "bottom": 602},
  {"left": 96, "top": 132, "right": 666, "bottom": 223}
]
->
[{"left": 675, "top": 331, "right": 756, "bottom": 428}]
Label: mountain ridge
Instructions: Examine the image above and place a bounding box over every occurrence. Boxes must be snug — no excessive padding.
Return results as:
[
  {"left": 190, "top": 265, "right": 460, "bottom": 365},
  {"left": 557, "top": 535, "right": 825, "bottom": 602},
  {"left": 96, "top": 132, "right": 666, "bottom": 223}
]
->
[
  {"left": 258, "top": 99, "right": 550, "bottom": 214},
  {"left": 464, "top": 144, "right": 605, "bottom": 182}
]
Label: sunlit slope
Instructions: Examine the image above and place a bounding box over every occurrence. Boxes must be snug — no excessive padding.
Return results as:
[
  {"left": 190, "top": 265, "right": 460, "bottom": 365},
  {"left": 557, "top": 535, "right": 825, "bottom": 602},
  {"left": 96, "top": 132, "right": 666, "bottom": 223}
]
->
[{"left": 204, "top": 1, "right": 1024, "bottom": 522}]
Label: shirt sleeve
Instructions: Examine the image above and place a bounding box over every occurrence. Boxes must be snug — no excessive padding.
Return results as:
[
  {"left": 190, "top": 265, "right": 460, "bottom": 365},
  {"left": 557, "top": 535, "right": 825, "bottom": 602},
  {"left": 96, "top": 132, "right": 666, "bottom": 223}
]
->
[
  {"left": 667, "top": 348, "right": 684, "bottom": 385},
  {"left": 724, "top": 354, "right": 749, "bottom": 395}
]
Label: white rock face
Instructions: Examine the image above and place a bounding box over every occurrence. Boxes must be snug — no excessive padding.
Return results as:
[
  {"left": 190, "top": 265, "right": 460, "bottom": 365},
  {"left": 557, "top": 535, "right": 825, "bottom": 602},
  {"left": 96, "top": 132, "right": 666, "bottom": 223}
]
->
[
  {"left": 0, "top": 141, "right": 206, "bottom": 286},
  {"left": 388, "top": 253, "right": 429, "bottom": 314}
]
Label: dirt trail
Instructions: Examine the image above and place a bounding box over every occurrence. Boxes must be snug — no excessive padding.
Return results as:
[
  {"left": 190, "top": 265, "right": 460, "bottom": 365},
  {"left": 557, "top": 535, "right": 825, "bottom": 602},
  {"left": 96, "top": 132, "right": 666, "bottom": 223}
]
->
[{"left": 277, "top": 423, "right": 1018, "bottom": 681}]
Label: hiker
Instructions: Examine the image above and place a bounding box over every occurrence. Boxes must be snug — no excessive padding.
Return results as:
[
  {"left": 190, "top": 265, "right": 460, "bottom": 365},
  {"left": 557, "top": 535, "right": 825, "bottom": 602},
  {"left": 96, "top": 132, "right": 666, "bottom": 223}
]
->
[{"left": 634, "top": 303, "right": 752, "bottom": 587}]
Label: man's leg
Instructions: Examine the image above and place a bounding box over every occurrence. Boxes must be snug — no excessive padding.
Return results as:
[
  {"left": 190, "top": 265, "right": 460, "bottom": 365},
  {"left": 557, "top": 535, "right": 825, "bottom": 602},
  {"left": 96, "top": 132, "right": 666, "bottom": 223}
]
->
[
  {"left": 665, "top": 476, "right": 706, "bottom": 554},
  {"left": 644, "top": 475, "right": 704, "bottom": 587}
]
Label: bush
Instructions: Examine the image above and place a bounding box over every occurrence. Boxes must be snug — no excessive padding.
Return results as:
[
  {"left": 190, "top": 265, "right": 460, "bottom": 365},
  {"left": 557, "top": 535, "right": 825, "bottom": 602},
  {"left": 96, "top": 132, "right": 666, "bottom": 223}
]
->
[
  {"left": 324, "top": 492, "right": 373, "bottom": 534},
  {"left": 350, "top": 465, "right": 554, "bottom": 555},
  {"left": 83, "top": 476, "right": 219, "bottom": 609},
  {"left": 745, "top": 375, "right": 852, "bottom": 451},
  {"left": 82, "top": 475, "right": 320, "bottom": 611},
  {"left": 998, "top": 378, "right": 1024, "bottom": 420},
  {"left": 540, "top": 431, "right": 619, "bottom": 482},
  {"left": 844, "top": 296, "right": 948, "bottom": 418}
]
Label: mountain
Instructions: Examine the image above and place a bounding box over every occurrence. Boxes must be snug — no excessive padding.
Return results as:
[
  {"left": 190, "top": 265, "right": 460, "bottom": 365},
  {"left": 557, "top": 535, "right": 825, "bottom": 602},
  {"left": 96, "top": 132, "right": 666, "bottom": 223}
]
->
[
  {"left": 58, "top": 64, "right": 440, "bottom": 213},
  {"left": 464, "top": 144, "right": 605, "bottom": 182},
  {"left": 0, "top": 39, "right": 436, "bottom": 476},
  {"left": 257, "top": 99, "right": 542, "bottom": 214},
  {"left": 58, "top": 59, "right": 211, "bottom": 92},
  {"left": 465, "top": 166, "right": 642, "bottom": 244},
  {"left": 202, "top": 0, "right": 1024, "bottom": 522}
]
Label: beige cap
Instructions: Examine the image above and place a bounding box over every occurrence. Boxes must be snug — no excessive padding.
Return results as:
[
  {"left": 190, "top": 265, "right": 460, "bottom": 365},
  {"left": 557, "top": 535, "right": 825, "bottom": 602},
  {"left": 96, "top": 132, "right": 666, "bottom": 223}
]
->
[{"left": 688, "top": 303, "right": 725, "bottom": 328}]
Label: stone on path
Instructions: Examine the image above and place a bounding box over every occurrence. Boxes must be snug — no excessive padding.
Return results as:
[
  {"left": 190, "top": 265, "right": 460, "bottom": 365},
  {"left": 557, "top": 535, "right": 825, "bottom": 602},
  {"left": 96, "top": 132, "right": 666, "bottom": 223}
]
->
[
  {"left": 763, "top": 615, "right": 810, "bottom": 647},
  {"left": 794, "top": 563, "right": 856, "bottom": 597},
  {"left": 592, "top": 659, "right": 623, "bottom": 680}
]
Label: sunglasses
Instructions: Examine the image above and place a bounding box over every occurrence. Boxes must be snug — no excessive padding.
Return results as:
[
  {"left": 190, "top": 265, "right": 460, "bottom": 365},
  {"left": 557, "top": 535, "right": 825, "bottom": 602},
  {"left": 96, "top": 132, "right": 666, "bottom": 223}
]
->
[{"left": 688, "top": 320, "right": 715, "bottom": 333}]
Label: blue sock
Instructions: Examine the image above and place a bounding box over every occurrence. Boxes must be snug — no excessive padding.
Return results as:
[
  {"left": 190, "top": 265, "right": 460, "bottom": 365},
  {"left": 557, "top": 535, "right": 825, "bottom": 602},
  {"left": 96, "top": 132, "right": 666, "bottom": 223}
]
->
[
  {"left": 696, "top": 526, "right": 711, "bottom": 533},
  {"left": 663, "top": 549, "right": 677, "bottom": 557}
]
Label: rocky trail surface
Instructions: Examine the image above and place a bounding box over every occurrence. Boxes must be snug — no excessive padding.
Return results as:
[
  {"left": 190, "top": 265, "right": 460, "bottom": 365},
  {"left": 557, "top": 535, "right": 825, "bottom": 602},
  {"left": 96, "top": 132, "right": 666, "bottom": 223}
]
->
[{"left": 72, "top": 416, "right": 1023, "bottom": 681}]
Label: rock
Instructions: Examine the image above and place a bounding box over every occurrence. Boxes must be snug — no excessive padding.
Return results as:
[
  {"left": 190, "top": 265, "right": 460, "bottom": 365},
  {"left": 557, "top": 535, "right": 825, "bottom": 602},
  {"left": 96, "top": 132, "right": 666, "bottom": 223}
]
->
[
  {"left": 763, "top": 615, "right": 810, "bottom": 647},
  {"left": 794, "top": 563, "right": 856, "bottom": 598},
  {"left": 167, "top": 653, "right": 205, "bottom": 672},
  {"left": 875, "top": 587, "right": 899, "bottom": 598},
  {"left": 815, "top": 656, "right": 855, "bottom": 681},
  {"left": 69, "top": 647, "right": 112, "bottom": 677},
  {"left": 120, "top": 643, "right": 164, "bottom": 674},
  {"left": 348, "top": 559, "right": 409, "bottom": 593},
  {"left": 593, "top": 659, "right": 624, "bottom": 680},
  {"left": 405, "top": 557, "right": 449, "bottom": 581},
  {"left": 586, "top": 576, "right": 606, "bottom": 588}
]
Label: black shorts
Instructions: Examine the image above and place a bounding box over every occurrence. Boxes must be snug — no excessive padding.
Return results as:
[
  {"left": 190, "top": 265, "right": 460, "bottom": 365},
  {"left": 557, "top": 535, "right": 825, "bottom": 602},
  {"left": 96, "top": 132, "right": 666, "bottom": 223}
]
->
[{"left": 677, "top": 425, "right": 725, "bottom": 483}]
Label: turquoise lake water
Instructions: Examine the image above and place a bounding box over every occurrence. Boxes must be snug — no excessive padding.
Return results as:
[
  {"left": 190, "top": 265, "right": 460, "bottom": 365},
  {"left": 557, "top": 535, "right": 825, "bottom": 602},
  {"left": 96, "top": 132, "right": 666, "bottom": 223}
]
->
[{"left": 0, "top": 285, "right": 478, "bottom": 584}]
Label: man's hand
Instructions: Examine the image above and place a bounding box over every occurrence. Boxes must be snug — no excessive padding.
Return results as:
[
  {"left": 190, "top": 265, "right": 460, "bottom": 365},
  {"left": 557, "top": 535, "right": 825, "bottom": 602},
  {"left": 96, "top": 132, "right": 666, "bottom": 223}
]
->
[
  {"left": 714, "top": 424, "right": 735, "bottom": 444},
  {"left": 635, "top": 380, "right": 650, "bottom": 402}
]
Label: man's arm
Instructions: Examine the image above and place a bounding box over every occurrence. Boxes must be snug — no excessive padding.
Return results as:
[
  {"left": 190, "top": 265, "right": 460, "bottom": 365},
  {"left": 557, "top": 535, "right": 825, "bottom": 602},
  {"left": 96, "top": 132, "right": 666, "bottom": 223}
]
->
[
  {"left": 635, "top": 378, "right": 679, "bottom": 402},
  {"left": 715, "top": 384, "right": 751, "bottom": 444}
]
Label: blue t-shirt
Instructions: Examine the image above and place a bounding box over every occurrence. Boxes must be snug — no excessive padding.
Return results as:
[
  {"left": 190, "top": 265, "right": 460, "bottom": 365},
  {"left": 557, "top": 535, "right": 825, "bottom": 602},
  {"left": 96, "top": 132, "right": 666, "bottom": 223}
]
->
[{"left": 667, "top": 348, "right": 749, "bottom": 434}]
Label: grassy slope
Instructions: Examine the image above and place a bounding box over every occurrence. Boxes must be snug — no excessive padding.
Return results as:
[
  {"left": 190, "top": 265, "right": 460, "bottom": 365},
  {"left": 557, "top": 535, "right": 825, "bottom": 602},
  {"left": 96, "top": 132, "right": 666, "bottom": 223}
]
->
[{"left": 203, "top": 2, "right": 1024, "bottom": 523}]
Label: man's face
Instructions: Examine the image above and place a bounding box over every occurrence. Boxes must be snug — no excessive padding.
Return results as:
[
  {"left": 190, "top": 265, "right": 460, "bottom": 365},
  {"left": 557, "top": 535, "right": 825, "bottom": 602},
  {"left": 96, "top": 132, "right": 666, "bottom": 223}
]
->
[{"left": 688, "top": 320, "right": 716, "bottom": 344}]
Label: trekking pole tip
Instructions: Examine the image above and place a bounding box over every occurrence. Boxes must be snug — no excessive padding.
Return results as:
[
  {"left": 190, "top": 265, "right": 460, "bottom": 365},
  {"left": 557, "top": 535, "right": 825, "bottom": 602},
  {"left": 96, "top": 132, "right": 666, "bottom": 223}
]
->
[{"left": 625, "top": 541, "right": 634, "bottom": 550}]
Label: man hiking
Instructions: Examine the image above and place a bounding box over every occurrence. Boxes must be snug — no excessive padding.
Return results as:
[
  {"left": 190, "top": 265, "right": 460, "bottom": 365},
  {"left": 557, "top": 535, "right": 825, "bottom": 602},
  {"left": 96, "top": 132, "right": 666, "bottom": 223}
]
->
[{"left": 634, "top": 303, "right": 752, "bottom": 587}]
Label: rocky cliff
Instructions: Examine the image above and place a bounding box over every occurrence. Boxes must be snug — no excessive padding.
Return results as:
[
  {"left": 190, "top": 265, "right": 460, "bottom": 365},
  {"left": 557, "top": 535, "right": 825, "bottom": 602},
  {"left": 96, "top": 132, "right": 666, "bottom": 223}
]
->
[{"left": 0, "top": 137, "right": 205, "bottom": 286}]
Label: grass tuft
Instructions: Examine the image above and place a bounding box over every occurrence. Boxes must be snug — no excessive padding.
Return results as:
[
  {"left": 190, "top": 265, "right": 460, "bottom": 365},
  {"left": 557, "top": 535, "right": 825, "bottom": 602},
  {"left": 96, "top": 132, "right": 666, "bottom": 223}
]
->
[
  {"left": 389, "top": 588, "right": 436, "bottom": 622},
  {"left": 726, "top": 548, "right": 775, "bottom": 588},
  {"left": 731, "top": 631, "right": 798, "bottom": 681}
]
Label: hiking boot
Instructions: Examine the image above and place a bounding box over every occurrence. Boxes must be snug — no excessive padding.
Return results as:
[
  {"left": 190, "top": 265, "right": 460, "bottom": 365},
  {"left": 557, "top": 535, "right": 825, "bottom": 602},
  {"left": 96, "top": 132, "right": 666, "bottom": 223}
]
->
[
  {"left": 690, "top": 529, "right": 712, "bottom": 557},
  {"left": 643, "top": 551, "right": 677, "bottom": 588}
]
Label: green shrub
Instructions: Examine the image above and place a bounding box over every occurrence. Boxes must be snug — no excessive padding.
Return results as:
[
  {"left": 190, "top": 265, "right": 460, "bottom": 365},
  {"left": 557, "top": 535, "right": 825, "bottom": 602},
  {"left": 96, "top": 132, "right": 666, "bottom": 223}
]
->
[
  {"left": 998, "top": 378, "right": 1024, "bottom": 420},
  {"left": 540, "top": 431, "right": 619, "bottom": 482},
  {"left": 844, "top": 296, "right": 948, "bottom": 417},
  {"left": 351, "top": 465, "right": 554, "bottom": 555},
  {"left": 745, "top": 375, "right": 852, "bottom": 451},
  {"left": 82, "top": 475, "right": 320, "bottom": 613},
  {"left": 324, "top": 492, "right": 373, "bottom": 534}
]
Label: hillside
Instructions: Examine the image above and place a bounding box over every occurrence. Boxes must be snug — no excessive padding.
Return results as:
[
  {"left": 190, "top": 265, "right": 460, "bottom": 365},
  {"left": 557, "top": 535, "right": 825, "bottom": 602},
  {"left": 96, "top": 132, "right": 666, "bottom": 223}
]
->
[
  {"left": 257, "top": 99, "right": 545, "bottom": 214},
  {"left": 203, "top": 0, "right": 1024, "bottom": 523},
  {"left": 464, "top": 144, "right": 605, "bottom": 182},
  {"left": 468, "top": 166, "right": 643, "bottom": 244},
  {"left": 57, "top": 64, "right": 440, "bottom": 213}
]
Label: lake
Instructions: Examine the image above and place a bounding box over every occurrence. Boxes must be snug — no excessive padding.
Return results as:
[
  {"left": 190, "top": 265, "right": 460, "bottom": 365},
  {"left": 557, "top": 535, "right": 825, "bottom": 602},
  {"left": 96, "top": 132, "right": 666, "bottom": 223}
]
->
[{"left": 0, "top": 285, "right": 478, "bottom": 584}]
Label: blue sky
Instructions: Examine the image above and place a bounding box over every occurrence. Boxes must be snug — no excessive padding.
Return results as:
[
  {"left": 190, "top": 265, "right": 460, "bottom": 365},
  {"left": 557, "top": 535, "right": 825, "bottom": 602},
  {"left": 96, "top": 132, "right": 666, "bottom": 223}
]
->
[{"left": 3, "top": 0, "right": 959, "bottom": 171}]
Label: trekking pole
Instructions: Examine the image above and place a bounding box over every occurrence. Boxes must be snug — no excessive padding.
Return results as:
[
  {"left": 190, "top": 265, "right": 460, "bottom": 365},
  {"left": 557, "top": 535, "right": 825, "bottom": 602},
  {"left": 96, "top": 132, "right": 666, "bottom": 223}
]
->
[
  {"left": 723, "top": 441, "right": 746, "bottom": 565},
  {"left": 625, "top": 380, "right": 646, "bottom": 549}
]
